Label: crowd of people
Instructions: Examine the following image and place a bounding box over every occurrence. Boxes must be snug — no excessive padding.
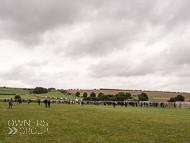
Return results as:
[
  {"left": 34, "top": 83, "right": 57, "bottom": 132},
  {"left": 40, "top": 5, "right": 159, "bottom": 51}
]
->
[
  {"left": 39, "top": 100, "right": 183, "bottom": 108},
  {"left": 73, "top": 101, "right": 184, "bottom": 108},
  {"left": 2, "top": 98, "right": 185, "bottom": 109}
]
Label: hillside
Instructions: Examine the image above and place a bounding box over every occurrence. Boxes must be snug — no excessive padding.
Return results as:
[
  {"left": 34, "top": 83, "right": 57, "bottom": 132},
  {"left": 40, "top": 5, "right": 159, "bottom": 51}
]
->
[
  {"left": 37, "top": 90, "right": 82, "bottom": 100},
  {"left": 0, "top": 87, "right": 30, "bottom": 95},
  {"left": 0, "top": 87, "right": 32, "bottom": 99},
  {"left": 0, "top": 88, "right": 82, "bottom": 100},
  {"left": 67, "top": 89, "right": 190, "bottom": 101}
]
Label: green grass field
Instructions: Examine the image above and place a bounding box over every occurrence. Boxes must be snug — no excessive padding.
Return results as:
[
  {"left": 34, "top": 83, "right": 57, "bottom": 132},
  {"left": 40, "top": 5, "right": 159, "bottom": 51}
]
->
[
  {"left": 0, "top": 95, "right": 34, "bottom": 100},
  {"left": 1, "top": 88, "right": 189, "bottom": 102},
  {"left": 37, "top": 90, "right": 83, "bottom": 100},
  {"left": 0, "top": 102, "right": 189, "bottom": 143},
  {"left": 0, "top": 88, "right": 82, "bottom": 100},
  {"left": 129, "top": 96, "right": 190, "bottom": 102},
  {"left": 0, "top": 87, "right": 29, "bottom": 95},
  {"left": 127, "top": 96, "right": 168, "bottom": 102}
]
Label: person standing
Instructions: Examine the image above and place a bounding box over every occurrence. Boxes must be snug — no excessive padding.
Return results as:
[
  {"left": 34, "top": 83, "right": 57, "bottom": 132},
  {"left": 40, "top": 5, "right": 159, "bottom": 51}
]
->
[
  {"left": 8, "top": 98, "right": 13, "bottom": 109},
  {"left": 48, "top": 100, "right": 50, "bottom": 107},
  {"left": 179, "top": 102, "right": 182, "bottom": 108},
  {"left": 44, "top": 99, "right": 47, "bottom": 107},
  {"left": 113, "top": 102, "right": 115, "bottom": 108},
  {"left": 57, "top": 100, "right": 60, "bottom": 105},
  {"left": 27, "top": 99, "right": 30, "bottom": 104},
  {"left": 123, "top": 102, "right": 125, "bottom": 108},
  {"left": 17, "top": 99, "right": 19, "bottom": 105},
  {"left": 38, "top": 99, "right": 40, "bottom": 105}
]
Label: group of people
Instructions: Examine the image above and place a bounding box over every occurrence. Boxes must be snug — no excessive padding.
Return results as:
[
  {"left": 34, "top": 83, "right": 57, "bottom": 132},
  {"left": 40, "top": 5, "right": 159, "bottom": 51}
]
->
[
  {"left": 4, "top": 97, "right": 185, "bottom": 109},
  {"left": 4, "top": 98, "right": 24, "bottom": 105},
  {"left": 43, "top": 99, "right": 51, "bottom": 107},
  {"left": 80, "top": 101, "right": 182, "bottom": 108},
  {"left": 39, "top": 100, "right": 184, "bottom": 108},
  {"left": 42, "top": 99, "right": 69, "bottom": 107}
]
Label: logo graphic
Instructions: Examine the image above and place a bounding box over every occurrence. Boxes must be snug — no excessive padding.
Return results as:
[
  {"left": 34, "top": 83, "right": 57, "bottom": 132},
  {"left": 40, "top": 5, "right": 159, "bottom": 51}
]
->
[
  {"left": 8, "top": 120, "right": 48, "bottom": 134},
  {"left": 8, "top": 127, "right": 18, "bottom": 134}
]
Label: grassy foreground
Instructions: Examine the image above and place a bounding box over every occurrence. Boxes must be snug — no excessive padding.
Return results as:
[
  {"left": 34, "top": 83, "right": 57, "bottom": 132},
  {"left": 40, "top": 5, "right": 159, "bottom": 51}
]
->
[{"left": 0, "top": 102, "right": 190, "bottom": 143}]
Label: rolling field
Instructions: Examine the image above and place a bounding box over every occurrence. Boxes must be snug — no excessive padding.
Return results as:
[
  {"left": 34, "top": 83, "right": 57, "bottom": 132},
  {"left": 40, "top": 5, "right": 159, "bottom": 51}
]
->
[
  {"left": 0, "top": 95, "right": 34, "bottom": 100},
  {"left": 0, "top": 102, "right": 190, "bottom": 143},
  {"left": 0, "top": 87, "right": 29, "bottom": 95},
  {"left": 67, "top": 90, "right": 190, "bottom": 101},
  {"left": 1, "top": 87, "right": 190, "bottom": 101},
  {"left": 0, "top": 88, "right": 82, "bottom": 100},
  {"left": 37, "top": 90, "right": 82, "bottom": 100},
  {"left": 0, "top": 88, "right": 33, "bottom": 100}
]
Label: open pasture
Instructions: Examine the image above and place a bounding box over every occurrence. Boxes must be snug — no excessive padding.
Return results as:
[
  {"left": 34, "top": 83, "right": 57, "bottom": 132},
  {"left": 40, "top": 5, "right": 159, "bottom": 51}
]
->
[
  {"left": 0, "top": 87, "right": 29, "bottom": 95},
  {"left": 1, "top": 88, "right": 190, "bottom": 101},
  {"left": 0, "top": 95, "right": 34, "bottom": 100},
  {"left": 37, "top": 90, "right": 82, "bottom": 100},
  {"left": 0, "top": 88, "right": 82, "bottom": 100},
  {"left": 0, "top": 102, "right": 190, "bottom": 143}
]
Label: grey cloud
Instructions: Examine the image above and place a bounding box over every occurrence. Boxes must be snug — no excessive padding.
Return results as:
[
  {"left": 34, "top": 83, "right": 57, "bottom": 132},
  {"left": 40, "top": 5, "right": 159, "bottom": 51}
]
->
[
  {"left": 89, "top": 45, "right": 190, "bottom": 78},
  {"left": 0, "top": 64, "right": 52, "bottom": 88},
  {"left": 1, "top": 0, "right": 190, "bottom": 91},
  {"left": 27, "top": 60, "right": 49, "bottom": 67},
  {"left": 0, "top": 66, "right": 34, "bottom": 81},
  {"left": 89, "top": 56, "right": 157, "bottom": 78},
  {"left": 163, "top": 46, "right": 190, "bottom": 65},
  {"left": 65, "top": 22, "right": 135, "bottom": 57},
  {"left": 0, "top": 0, "right": 190, "bottom": 54},
  {"left": 0, "top": 0, "right": 102, "bottom": 45},
  {"left": 63, "top": 0, "right": 190, "bottom": 58}
]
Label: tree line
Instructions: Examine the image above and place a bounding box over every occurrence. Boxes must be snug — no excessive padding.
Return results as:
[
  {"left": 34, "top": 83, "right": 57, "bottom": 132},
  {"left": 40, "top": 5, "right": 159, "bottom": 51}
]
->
[
  {"left": 168, "top": 95, "right": 185, "bottom": 102},
  {"left": 75, "top": 91, "right": 148, "bottom": 101},
  {"left": 58, "top": 90, "right": 73, "bottom": 95}
]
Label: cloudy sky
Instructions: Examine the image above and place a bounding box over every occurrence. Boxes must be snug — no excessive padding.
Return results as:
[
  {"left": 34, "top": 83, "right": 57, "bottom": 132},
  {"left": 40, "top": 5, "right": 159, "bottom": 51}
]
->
[{"left": 0, "top": 0, "right": 190, "bottom": 92}]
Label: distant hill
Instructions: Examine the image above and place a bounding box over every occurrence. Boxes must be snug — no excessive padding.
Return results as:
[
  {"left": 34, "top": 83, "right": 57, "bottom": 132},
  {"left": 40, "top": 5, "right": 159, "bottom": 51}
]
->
[
  {"left": 0, "top": 87, "right": 30, "bottom": 95},
  {"left": 37, "top": 90, "right": 82, "bottom": 100},
  {"left": 67, "top": 89, "right": 190, "bottom": 101}
]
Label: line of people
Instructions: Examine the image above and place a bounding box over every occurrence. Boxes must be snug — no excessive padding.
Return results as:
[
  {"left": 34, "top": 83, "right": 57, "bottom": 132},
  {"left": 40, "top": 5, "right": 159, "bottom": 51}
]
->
[
  {"left": 4, "top": 98, "right": 184, "bottom": 109},
  {"left": 80, "top": 101, "right": 181, "bottom": 108}
]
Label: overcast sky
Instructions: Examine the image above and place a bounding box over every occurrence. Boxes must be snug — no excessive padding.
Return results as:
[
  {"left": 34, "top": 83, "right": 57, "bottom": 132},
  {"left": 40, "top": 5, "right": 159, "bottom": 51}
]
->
[{"left": 0, "top": 0, "right": 190, "bottom": 92}]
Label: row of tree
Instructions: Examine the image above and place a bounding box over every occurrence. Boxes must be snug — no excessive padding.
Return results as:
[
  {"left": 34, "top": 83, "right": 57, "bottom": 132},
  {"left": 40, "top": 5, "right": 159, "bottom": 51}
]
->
[
  {"left": 58, "top": 90, "right": 72, "bottom": 95},
  {"left": 168, "top": 95, "right": 185, "bottom": 102},
  {"left": 76, "top": 91, "right": 149, "bottom": 101},
  {"left": 32, "top": 87, "right": 56, "bottom": 94},
  {"left": 33, "top": 87, "right": 48, "bottom": 94}
]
